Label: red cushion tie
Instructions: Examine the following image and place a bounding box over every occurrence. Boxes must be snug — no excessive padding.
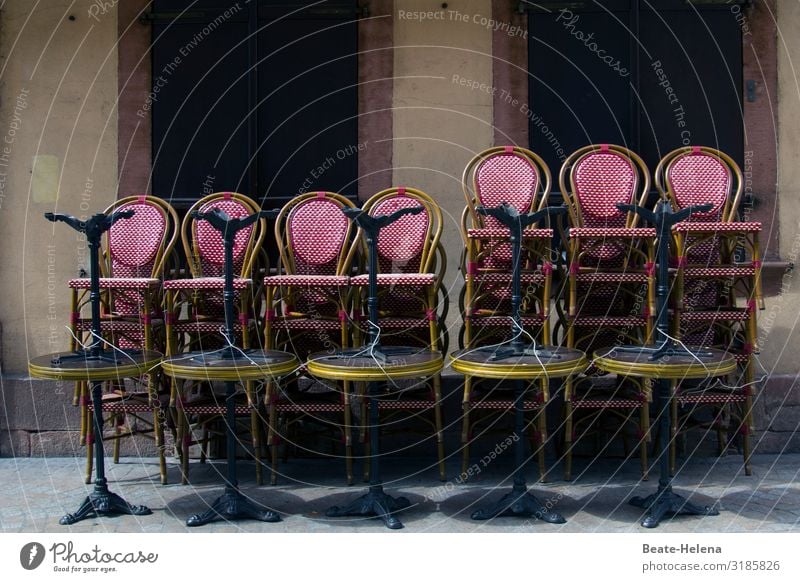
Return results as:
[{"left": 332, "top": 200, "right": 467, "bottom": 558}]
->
[
  {"left": 264, "top": 309, "right": 275, "bottom": 322},
  {"left": 569, "top": 262, "right": 579, "bottom": 275},
  {"left": 744, "top": 342, "right": 754, "bottom": 355},
  {"left": 503, "top": 145, "right": 514, "bottom": 153},
  {"left": 747, "top": 299, "right": 756, "bottom": 313},
  {"left": 142, "top": 314, "right": 152, "bottom": 325},
  {"left": 316, "top": 191, "right": 325, "bottom": 198},
  {"left": 752, "top": 260, "right": 762, "bottom": 268},
  {"left": 467, "top": 261, "right": 478, "bottom": 275},
  {"left": 645, "top": 262, "right": 655, "bottom": 276},
  {"left": 426, "top": 309, "right": 436, "bottom": 322},
  {"left": 164, "top": 312, "right": 176, "bottom": 325},
  {"left": 599, "top": 144, "right": 609, "bottom": 152},
  {"left": 70, "top": 312, "right": 79, "bottom": 325},
  {"left": 137, "top": 195, "right": 147, "bottom": 203},
  {"left": 223, "top": 192, "right": 232, "bottom": 200},
  {"left": 397, "top": 186, "right": 406, "bottom": 196},
  {"left": 691, "top": 146, "right": 702, "bottom": 154},
  {"left": 238, "top": 313, "right": 249, "bottom": 325},
  {"left": 338, "top": 310, "right": 348, "bottom": 322},
  {"left": 542, "top": 262, "right": 553, "bottom": 275}
]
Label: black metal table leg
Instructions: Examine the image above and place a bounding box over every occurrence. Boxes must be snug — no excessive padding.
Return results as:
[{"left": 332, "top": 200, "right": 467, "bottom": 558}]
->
[
  {"left": 187, "top": 380, "right": 281, "bottom": 527},
  {"left": 471, "top": 379, "right": 565, "bottom": 523},
  {"left": 326, "top": 380, "right": 410, "bottom": 529},
  {"left": 60, "top": 381, "right": 151, "bottom": 525},
  {"left": 629, "top": 377, "right": 718, "bottom": 528}
]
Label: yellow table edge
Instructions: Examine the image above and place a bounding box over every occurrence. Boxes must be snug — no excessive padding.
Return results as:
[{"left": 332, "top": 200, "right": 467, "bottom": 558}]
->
[
  {"left": 160, "top": 357, "right": 299, "bottom": 381},
  {"left": 28, "top": 357, "right": 162, "bottom": 381},
  {"left": 306, "top": 357, "right": 443, "bottom": 381},
  {"left": 449, "top": 353, "right": 588, "bottom": 379},
  {"left": 592, "top": 352, "right": 737, "bottom": 379}
]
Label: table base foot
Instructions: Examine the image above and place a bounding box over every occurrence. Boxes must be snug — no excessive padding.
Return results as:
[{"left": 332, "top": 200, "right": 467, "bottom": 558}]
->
[
  {"left": 471, "top": 486, "right": 565, "bottom": 523},
  {"left": 186, "top": 488, "right": 281, "bottom": 527},
  {"left": 326, "top": 486, "right": 410, "bottom": 530},
  {"left": 60, "top": 488, "right": 151, "bottom": 525},
  {"left": 630, "top": 488, "right": 718, "bottom": 528}
]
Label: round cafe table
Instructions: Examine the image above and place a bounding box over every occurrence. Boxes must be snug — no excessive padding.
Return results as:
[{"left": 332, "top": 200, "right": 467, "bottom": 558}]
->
[
  {"left": 593, "top": 347, "right": 736, "bottom": 528},
  {"left": 450, "top": 346, "right": 587, "bottom": 522},
  {"left": 29, "top": 350, "right": 162, "bottom": 525},
  {"left": 160, "top": 349, "right": 298, "bottom": 526},
  {"left": 306, "top": 349, "right": 443, "bottom": 529}
]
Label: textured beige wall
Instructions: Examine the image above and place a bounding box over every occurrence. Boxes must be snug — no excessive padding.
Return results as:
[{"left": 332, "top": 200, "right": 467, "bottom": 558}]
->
[
  {"left": 757, "top": 0, "right": 800, "bottom": 374},
  {"left": 0, "top": 1, "right": 118, "bottom": 372},
  {"left": 393, "top": 0, "right": 495, "bottom": 336}
]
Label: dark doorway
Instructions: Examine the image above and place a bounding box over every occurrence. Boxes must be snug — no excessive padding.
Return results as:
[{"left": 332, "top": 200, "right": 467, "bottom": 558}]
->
[
  {"left": 527, "top": 0, "right": 745, "bottom": 174},
  {"left": 150, "top": 0, "right": 359, "bottom": 208}
]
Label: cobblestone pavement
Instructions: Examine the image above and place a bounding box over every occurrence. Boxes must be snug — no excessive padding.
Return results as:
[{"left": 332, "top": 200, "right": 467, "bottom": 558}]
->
[{"left": 1, "top": 453, "right": 798, "bottom": 533}]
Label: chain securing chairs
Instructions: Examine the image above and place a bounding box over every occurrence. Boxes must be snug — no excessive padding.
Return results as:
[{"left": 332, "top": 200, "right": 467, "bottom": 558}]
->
[
  {"left": 656, "top": 145, "right": 761, "bottom": 476},
  {"left": 345, "top": 187, "right": 447, "bottom": 482},
  {"left": 559, "top": 144, "right": 656, "bottom": 481},
  {"left": 163, "top": 192, "right": 269, "bottom": 484},
  {"left": 459, "top": 146, "right": 558, "bottom": 481},
  {"left": 263, "top": 191, "right": 357, "bottom": 485},
  {"left": 68, "top": 195, "right": 178, "bottom": 484}
]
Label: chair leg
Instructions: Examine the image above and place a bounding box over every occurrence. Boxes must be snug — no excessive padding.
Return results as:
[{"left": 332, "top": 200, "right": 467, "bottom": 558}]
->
[
  {"left": 85, "top": 409, "right": 94, "bottom": 484},
  {"left": 536, "top": 407, "right": 547, "bottom": 483},
  {"left": 564, "top": 401, "right": 574, "bottom": 481},
  {"left": 433, "top": 375, "right": 446, "bottom": 482},
  {"left": 113, "top": 414, "right": 122, "bottom": 465},
  {"left": 154, "top": 407, "right": 168, "bottom": 485},
  {"left": 343, "top": 380, "right": 354, "bottom": 486},
  {"left": 461, "top": 377, "right": 472, "bottom": 476},
  {"left": 640, "top": 404, "right": 649, "bottom": 481},
  {"left": 669, "top": 396, "right": 678, "bottom": 477},
  {"left": 743, "top": 394, "right": 753, "bottom": 476},
  {"left": 179, "top": 410, "right": 190, "bottom": 485},
  {"left": 252, "top": 410, "right": 262, "bottom": 486},
  {"left": 268, "top": 397, "right": 279, "bottom": 486}
]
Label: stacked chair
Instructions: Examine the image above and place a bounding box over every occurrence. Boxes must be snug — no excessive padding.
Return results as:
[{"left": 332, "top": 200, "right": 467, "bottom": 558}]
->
[
  {"left": 163, "top": 192, "right": 270, "bottom": 484},
  {"left": 656, "top": 146, "right": 762, "bottom": 476},
  {"left": 68, "top": 195, "right": 178, "bottom": 485},
  {"left": 347, "top": 187, "right": 447, "bottom": 482},
  {"left": 459, "top": 146, "right": 557, "bottom": 480},
  {"left": 559, "top": 144, "right": 656, "bottom": 481},
  {"left": 263, "top": 191, "right": 358, "bottom": 485}
]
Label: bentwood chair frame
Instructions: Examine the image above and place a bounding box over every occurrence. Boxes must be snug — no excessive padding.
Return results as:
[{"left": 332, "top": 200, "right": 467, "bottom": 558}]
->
[
  {"left": 459, "top": 146, "right": 558, "bottom": 481},
  {"left": 70, "top": 194, "right": 179, "bottom": 484},
  {"left": 264, "top": 191, "right": 357, "bottom": 485},
  {"left": 655, "top": 145, "right": 760, "bottom": 476},
  {"left": 164, "top": 192, "right": 268, "bottom": 484},
  {"left": 558, "top": 144, "right": 656, "bottom": 481},
  {"left": 345, "top": 186, "right": 447, "bottom": 482}
]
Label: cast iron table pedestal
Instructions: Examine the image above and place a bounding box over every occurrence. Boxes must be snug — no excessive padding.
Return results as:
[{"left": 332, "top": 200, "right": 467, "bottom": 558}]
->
[
  {"left": 29, "top": 351, "right": 162, "bottom": 525},
  {"left": 450, "top": 348, "right": 586, "bottom": 522}
]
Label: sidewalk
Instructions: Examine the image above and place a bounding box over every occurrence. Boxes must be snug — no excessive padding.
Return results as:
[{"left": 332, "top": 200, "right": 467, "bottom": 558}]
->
[{"left": 1, "top": 453, "right": 798, "bottom": 533}]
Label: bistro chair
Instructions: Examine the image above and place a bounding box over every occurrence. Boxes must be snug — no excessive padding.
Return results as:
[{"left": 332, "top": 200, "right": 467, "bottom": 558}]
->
[
  {"left": 163, "top": 192, "right": 269, "bottom": 484},
  {"left": 70, "top": 195, "right": 178, "bottom": 484},
  {"left": 346, "top": 186, "right": 447, "bottom": 482},
  {"left": 558, "top": 144, "right": 656, "bottom": 481},
  {"left": 656, "top": 145, "right": 760, "bottom": 476},
  {"left": 263, "top": 191, "right": 357, "bottom": 485},
  {"left": 459, "top": 146, "right": 558, "bottom": 481}
]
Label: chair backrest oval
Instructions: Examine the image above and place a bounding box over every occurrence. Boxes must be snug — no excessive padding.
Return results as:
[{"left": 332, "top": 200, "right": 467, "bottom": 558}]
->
[
  {"left": 184, "top": 192, "right": 261, "bottom": 278},
  {"left": 285, "top": 193, "right": 353, "bottom": 275},
  {"left": 370, "top": 193, "right": 430, "bottom": 273},
  {"left": 108, "top": 200, "right": 167, "bottom": 278},
  {"left": 664, "top": 148, "right": 734, "bottom": 221},
  {"left": 474, "top": 151, "right": 541, "bottom": 229},
  {"left": 572, "top": 149, "right": 637, "bottom": 227}
]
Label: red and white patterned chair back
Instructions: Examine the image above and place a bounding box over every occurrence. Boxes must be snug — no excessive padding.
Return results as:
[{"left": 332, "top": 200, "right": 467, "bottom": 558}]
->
[
  {"left": 280, "top": 191, "right": 355, "bottom": 277},
  {"left": 657, "top": 146, "right": 741, "bottom": 222},
  {"left": 561, "top": 144, "right": 650, "bottom": 262},
  {"left": 369, "top": 189, "right": 438, "bottom": 275},
  {"left": 183, "top": 192, "right": 264, "bottom": 279},
  {"left": 462, "top": 146, "right": 552, "bottom": 268},
  {"left": 106, "top": 195, "right": 177, "bottom": 280},
  {"left": 656, "top": 146, "right": 743, "bottom": 265}
]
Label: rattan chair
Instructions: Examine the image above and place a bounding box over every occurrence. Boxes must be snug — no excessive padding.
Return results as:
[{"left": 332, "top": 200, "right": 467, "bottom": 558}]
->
[
  {"left": 71, "top": 195, "right": 178, "bottom": 484},
  {"left": 459, "top": 146, "right": 559, "bottom": 481},
  {"left": 163, "top": 192, "right": 268, "bottom": 484},
  {"left": 559, "top": 144, "right": 656, "bottom": 481},
  {"left": 656, "top": 145, "right": 761, "bottom": 476},
  {"left": 263, "top": 191, "right": 357, "bottom": 485}
]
